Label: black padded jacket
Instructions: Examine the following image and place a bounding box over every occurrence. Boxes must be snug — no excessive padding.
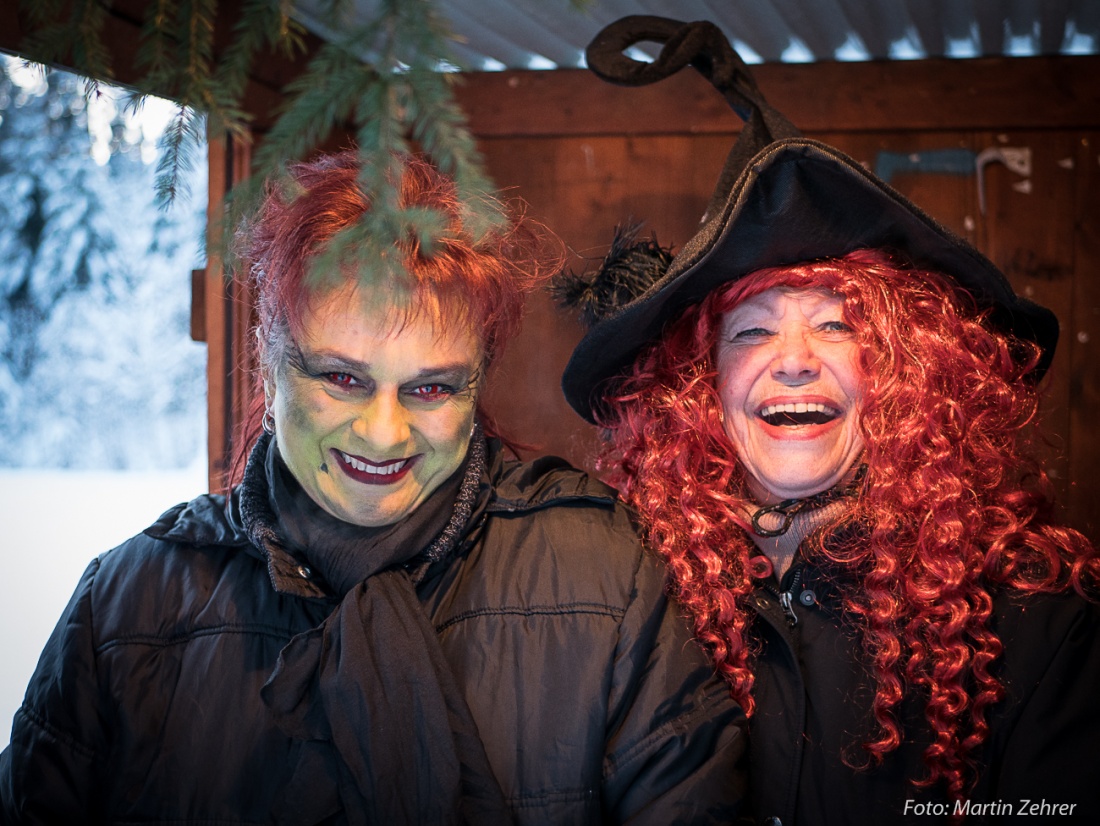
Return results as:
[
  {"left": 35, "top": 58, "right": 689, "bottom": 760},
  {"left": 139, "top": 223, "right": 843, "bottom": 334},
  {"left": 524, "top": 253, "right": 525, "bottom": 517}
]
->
[
  {"left": 744, "top": 556, "right": 1100, "bottom": 826},
  {"left": 0, "top": 441, "right": 745, "bottom": 825}
]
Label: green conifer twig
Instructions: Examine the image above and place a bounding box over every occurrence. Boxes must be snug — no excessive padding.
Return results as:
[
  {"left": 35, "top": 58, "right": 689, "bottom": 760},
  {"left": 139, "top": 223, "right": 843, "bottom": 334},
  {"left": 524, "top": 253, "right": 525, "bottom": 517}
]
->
[{"left": 13, "top": 0, "right": 586, "bottom": 265}]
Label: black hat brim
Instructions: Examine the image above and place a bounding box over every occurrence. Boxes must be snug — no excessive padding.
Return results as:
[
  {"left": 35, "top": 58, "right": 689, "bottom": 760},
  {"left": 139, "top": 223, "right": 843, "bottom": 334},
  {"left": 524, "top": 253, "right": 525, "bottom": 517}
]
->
[{"left": 562, "top": 139, "right": 1059, "bottom": 424}]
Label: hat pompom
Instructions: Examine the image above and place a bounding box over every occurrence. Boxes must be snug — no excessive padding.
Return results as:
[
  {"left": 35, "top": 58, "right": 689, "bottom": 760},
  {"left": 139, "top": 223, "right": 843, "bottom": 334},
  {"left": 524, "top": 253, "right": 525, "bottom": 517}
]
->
[{"left": 553, "top": 222, "right": 674, "bottom": 329}]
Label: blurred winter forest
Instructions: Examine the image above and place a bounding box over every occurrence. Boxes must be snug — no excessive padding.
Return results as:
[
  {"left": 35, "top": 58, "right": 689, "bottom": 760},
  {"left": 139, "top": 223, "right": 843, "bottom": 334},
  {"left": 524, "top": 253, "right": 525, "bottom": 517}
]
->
[
  {"left": 0, "top": 55, "right": 209, "bottom": 747},
  {"left": 0, "top": 54, "right": 207, "bottom": 470}
]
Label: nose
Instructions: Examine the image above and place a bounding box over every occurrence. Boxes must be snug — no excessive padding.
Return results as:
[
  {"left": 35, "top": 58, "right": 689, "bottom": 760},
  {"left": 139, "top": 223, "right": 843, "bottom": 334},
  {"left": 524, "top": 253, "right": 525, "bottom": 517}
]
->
[
  {"left": 351, "top": 390, "right": 411, "bottom": 449},
  {"left": 771, "top": 331, "right": 820, "bottom": 384}
]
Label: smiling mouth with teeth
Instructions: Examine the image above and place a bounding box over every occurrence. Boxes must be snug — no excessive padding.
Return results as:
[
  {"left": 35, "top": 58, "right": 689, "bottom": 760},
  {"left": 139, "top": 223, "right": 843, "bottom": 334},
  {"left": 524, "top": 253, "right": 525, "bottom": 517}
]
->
[
  {"left": 335, "top": 449, "right": 414, "bottom": 484},
  {"left": 758, "top": 402, "right": 841, "bottom": 427}
]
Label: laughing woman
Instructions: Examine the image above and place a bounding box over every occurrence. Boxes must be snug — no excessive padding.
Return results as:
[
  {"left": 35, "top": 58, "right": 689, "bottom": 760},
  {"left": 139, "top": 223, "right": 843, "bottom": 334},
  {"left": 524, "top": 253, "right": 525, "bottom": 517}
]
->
[
  {"left": 0, "top": 150, "right": 744, "bottom": 825},
  {"left": 561, "top": 16, "right": 1100, "bottom": 826}
]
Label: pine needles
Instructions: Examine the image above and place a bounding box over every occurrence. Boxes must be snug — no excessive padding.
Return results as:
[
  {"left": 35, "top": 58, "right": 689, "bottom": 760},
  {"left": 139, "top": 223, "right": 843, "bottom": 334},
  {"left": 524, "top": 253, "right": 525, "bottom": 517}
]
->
[{"left": 13, "top": 0, "right": 506, "bottom": 269}]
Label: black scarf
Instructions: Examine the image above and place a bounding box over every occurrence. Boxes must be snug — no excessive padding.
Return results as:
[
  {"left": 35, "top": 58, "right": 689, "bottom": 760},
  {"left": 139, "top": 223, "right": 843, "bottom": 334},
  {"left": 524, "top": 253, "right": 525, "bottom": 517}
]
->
[{"left": 239, "top": 430, "right": 511, "bottom": 825}]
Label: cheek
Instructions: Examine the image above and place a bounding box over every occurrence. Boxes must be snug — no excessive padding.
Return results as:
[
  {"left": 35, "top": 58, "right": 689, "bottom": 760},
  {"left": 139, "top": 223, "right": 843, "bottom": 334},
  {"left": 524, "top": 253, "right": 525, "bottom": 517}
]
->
[
  {"left": 275, "top": 379, "right": 337, "bottom": 435},
  {"left": 715, "top": 378, "right": 751, "bottom": 456},
  {"left": 436, "top": 401, "right": 476, "bottom": 446},
  {"left": 716, "top": 355, "right": 751, "bottom": 419},
  {"left": 836, "top": 343, "right": 866, "bottom": 399},
  {"left": 406, "top": 397, "right": 476, "bottom": 454}
]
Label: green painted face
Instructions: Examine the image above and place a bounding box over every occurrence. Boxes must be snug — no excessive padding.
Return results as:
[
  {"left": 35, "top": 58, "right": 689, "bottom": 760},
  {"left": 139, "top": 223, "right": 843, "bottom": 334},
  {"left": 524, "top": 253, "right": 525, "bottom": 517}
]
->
[{"left": 266, "top": 283, "right": 482, "bottom": 527}]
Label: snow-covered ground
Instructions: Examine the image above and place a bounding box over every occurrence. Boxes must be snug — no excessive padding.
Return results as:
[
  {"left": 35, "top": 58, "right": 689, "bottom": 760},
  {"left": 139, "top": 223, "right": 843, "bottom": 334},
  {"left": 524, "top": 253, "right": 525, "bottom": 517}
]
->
[
  {"left": 0, "top": 463, "right": 208, "bottom": 748},
  {"left": 0, "top": 55, "right": 212, "bottom": 752}
]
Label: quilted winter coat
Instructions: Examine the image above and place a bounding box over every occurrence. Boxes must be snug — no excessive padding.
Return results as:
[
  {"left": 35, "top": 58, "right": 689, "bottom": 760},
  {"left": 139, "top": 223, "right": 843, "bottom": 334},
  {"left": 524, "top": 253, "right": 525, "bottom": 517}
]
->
[
  {"left": 744, "top": 555, "right": 1100, "bottom": 826},
  {"left": 0, "top": 440, "right": 745, "bottom": 825}
]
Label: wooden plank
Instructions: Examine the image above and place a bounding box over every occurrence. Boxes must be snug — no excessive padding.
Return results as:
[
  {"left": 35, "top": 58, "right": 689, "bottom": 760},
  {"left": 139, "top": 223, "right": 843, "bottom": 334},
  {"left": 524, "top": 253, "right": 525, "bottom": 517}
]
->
[
  {"left": 975, "top": 130, "right": 1079, "bottom": 522},
  {"left": 204, "top": 132, "right": 253, "bottom": 493},
  {"left": 1068, "top": 132, "right": 1100, "bottom": 543},
  {"left": 204, "top": 136, "right": 232, "bottom": 494},
  {"left": 479, "top": 133, "right": 734, "bottom": 469},
  {"left": 454, "top": 56, "right": 1100, "bottom": 138},
  {"left": 823, "top": 131, "right": 980, "bottom": 240}
]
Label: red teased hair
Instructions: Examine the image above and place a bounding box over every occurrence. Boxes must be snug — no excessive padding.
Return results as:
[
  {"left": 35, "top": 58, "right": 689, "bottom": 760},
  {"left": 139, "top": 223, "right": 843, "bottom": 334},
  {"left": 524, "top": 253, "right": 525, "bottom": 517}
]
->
[
  {"left": 601, "top": 249, "right": 1097, "bottom": 801},
  {"left": 228, "top": 150, "right": 558, "bottom": 485}
]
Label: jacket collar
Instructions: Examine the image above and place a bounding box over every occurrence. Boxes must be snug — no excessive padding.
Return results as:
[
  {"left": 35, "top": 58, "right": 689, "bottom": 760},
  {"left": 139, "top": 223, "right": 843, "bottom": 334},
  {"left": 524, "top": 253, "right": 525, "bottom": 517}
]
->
[
  {"left": 142, "top": 436, "right": 619, "bottom": 597},
  {"left": 481, "top": 441, "right": 617, "bottom": 513}
]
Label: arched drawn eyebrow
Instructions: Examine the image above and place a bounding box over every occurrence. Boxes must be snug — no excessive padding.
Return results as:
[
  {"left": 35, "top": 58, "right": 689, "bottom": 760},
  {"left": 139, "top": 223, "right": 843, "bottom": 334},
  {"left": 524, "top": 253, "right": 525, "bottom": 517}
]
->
[{"left": 291, "top": 344, "right": 479, "bottom": 385}]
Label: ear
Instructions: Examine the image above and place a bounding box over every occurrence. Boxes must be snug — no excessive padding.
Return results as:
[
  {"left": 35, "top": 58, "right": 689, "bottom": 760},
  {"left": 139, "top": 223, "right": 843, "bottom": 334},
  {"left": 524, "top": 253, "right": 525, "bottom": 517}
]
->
[
  {"left": 262, "top": 372, "right": 275, "bottom": 410},
  {"left": 257, "top": 328, "right": 276, "bottom": 409}
]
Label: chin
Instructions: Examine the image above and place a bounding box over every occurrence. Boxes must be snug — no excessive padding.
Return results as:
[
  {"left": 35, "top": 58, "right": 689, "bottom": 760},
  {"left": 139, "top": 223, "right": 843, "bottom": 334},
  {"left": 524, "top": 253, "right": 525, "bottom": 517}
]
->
[{"left": 751, "top": 472, "right": 847, "bottom": 504}]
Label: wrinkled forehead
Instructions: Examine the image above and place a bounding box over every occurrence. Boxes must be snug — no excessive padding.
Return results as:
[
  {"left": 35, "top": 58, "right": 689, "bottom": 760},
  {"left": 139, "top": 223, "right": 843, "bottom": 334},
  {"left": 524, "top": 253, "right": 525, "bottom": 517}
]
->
[
  {"left": 296, "top": 278, "right": 484, "bottom": 352},
  {"left": 723, "top": 286, "right": 846, "bottom": 323}
]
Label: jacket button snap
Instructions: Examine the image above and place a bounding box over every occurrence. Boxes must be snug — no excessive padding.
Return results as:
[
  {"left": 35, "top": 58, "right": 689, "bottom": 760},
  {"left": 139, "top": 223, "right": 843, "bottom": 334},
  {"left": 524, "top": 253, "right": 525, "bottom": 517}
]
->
[
  {"left": 297, "top": 565, "right": 312, "bottom": 579},
  {"left": 799, "top": 589, "right": 817, "bottom": 606}
]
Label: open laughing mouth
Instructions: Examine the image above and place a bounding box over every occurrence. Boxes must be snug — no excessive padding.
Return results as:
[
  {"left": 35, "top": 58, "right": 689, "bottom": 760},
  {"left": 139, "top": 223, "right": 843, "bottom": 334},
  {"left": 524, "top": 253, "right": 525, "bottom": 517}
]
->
[
  {"left": 757, "top": 402, "right": 842, "bottom": 427},
  {"left": 333, "top": 449, "right": 416, "bottom": 485}
]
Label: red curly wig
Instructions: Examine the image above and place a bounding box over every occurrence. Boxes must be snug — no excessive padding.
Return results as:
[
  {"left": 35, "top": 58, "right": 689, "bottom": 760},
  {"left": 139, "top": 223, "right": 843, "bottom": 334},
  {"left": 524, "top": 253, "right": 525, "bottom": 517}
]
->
[
  {"left": 228, "top": 149, "right": 559, "bottom": 485},
  {"left": 601, "top": 249, "right": 1097, "bottom": 801}
]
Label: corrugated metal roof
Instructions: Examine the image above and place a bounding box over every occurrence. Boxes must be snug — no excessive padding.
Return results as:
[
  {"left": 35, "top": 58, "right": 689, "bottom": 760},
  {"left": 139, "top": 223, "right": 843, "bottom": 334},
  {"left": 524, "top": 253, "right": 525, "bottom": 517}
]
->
[{"left": 295, "top": 0, "right": 1100, "bottom": 69}]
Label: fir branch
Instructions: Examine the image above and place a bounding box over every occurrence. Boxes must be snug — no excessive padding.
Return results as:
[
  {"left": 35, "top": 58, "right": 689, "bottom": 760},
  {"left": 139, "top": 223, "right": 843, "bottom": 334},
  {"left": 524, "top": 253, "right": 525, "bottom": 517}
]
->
[
  {"left": 154, "top": 104, "right": 205, "bottom": 207},
  {"left": 15, "top": 0, "right": 530, "bottom": 255},
  {"left": 183, "top": 0, "right": 217, "bottom": 103},
  {"left": 73, "top": 0, "right": 114, "bottom": 88},
  {"left": 135, "top": 0, "right": 179, "bottom": 90},
  {"left": 214, "top": 0, "right": 305, "bottom": 113},
  {"left": 408, "top": 70, "right": 500, "bottom": 241},
  {"left": 251, "top": 39, "right": 376, "bottom": 172},
  {"left": 21, "top": 0, "right": 115, "bottom": 98},
  {"left": 354, "top": 75, "right": 412, "bottom": 209}
]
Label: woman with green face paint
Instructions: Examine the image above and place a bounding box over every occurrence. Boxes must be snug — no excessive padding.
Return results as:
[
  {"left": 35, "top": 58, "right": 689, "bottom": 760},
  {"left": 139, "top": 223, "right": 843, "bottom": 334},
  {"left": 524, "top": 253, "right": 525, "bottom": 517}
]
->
[{"left": 0, "top": 150, "right": 746, "bottom": 825}]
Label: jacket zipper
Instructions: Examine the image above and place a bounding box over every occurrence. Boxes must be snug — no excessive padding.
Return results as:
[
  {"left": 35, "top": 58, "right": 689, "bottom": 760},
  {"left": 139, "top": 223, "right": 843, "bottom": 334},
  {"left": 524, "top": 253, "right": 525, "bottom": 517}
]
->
[{"left": 761, "top": 566, "right": 804, "bottom": 627}]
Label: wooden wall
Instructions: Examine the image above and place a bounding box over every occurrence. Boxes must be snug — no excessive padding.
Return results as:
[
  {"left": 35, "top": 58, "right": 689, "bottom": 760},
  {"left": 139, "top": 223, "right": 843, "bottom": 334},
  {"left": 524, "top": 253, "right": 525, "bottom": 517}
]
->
[{"left": 454, "top": 58, "right": 1100, "bottom": 543}]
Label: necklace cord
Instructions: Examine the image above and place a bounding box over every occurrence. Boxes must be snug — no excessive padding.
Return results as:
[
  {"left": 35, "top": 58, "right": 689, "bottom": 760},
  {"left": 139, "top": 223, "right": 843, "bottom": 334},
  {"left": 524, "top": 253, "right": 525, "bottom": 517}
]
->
[{"left": 750, "top": 465, "right": 867, "bottom": 538}]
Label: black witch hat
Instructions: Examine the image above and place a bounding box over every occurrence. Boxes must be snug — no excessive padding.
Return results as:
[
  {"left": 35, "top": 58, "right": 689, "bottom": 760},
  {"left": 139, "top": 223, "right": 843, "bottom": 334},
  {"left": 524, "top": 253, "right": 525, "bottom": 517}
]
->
[{"left": 560, "top": 16, "right": 1058, "bottom": 425}]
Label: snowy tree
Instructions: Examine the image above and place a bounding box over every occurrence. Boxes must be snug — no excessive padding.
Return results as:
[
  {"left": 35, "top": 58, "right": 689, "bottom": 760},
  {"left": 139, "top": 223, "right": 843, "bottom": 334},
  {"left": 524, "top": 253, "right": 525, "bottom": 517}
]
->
[{"left": 0, "top": 57, "right": 207, "bottom": 469}]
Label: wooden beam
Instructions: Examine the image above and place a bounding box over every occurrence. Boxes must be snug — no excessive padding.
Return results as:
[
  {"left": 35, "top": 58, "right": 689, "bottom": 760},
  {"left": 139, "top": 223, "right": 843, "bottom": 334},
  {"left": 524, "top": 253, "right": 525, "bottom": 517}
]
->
[
  {"left": 453, "top": 56, "right": 1100, "bottom": 137},
  {"left": 204, "top": 131, "right": 254, "bottom": 492}
]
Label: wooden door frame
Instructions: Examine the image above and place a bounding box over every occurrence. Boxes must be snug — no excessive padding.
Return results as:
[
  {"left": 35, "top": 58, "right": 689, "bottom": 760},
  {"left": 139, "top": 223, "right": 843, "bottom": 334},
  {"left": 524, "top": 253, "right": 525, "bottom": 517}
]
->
[{"left": 203, "top": 133, "right": 254, "bottom": 492}]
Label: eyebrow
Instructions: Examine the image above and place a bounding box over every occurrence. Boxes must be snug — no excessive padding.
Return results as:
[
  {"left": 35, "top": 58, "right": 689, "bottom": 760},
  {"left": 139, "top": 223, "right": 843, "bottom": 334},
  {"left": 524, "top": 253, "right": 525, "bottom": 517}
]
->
[
  {"left": 727, "top": 300, "right": 844, "bottom": 322},
  {"left": 295, "top": 347, "right": 479, "bottom": 382},
  {"left": 723, "top": 308, "right": 774, "bottom": 325}
]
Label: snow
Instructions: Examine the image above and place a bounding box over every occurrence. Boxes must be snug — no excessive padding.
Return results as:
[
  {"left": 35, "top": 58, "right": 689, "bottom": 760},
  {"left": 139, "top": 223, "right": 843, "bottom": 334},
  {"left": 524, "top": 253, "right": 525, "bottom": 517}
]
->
[
  {"left": 0, "top": 55, "right": 212, "bottom": 751},
  {"left": 0, "top": 464, "right": 208, "bottom": 748}
]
